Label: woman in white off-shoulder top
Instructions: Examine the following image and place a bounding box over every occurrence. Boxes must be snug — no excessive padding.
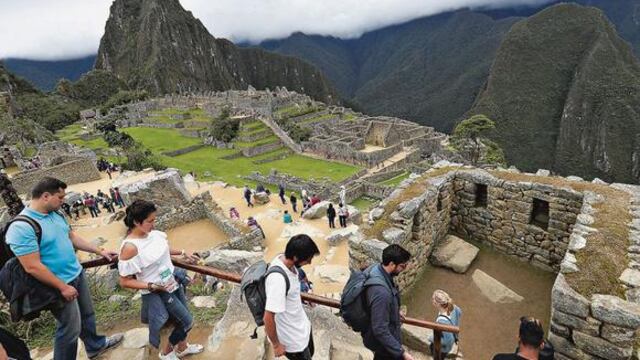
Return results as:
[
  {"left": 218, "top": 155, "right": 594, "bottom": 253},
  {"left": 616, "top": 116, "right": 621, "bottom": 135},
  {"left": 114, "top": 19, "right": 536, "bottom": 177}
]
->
[{"left": 118, "top": 199, "right": 203, "bottom": 360}]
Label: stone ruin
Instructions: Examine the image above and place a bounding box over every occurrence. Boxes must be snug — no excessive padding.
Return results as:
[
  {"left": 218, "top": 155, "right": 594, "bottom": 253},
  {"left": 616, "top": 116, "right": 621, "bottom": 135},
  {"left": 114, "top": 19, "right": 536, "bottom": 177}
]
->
[
  {"left": 118, "top": 169, "right": 263, "bottom": 251},
  {"left": 349, "top": 166, "right": 640, "bottom": 359}
]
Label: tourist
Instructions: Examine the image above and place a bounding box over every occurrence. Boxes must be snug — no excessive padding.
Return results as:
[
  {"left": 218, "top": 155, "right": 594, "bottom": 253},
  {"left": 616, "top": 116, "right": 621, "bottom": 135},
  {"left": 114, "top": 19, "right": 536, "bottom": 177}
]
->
[
  {"left": 264, "top": 234, "right": 320, "bottom": 359},
  {"left": 361, "top": 244, "right": 413, "bottom": 360},
  {"left": 109, "top": 188, "right": 116, "bottom": 203},
  {"left": 0, "top": 327, "right": 30, "bottom": 360},
  {"left": 339, "top": 185, "right": 346, "bottom": 207},
  {"left": 428, "top": 290, "right": 461, "bottom": 357},
  {"left": 283, "top": 210, "right": 293, "bottom": 224},
  {"left": 279, "top": 183, "right": 287, "bottom": 204},
  {"left": 256, "top": 183, "right": 266, "bottom": 193},
  {"left": 492, "top": 317, "right": 550, "bottom": 360},
  {"left": 229, "top": 207, "right": 240, "bottom": 220},
  {"left": 71, "top": 202, "right": 81, "bottom": 220},
  {"left": 91, "top": 195, "right": 102, "bottom": 215},
  {"left": 310, "top": 194, "right": 321, "bottom": 206},
  {"left": 290, "top": 192, "right": 298, "bottom": 213},
  {"left": 5, "top": 177, "right": 123, "bottom": 359},
  {"left": 301, "top": 189, "right": 308, "bottom": 204},
  {"left": 113, "top": 187, "right": 125, "bottom": 208},
  {"left": 338, "top": 203, "right": 348, "bottom": 228},
  {"left": 61, "top": 202, "right": 72, "bottom": 218},
  {"left": 103, "top": 196, "right": 116, "bottom": 213},
  {"left": 327, "top": 203, "right": 336, "bottom": 228},
  {"left": 85, "top": 196, "right": 98, "bottom": 218},
  {"left": 243, "top": 185, "right": 254, "bottom": 207},
  {"left": 117, "top": 200, "right": 203, "bottom": 360},
  {"left": 96, "top": 189, "right": 105, "bottom": 201},
  {"left": 247, "top": 216, "right": 265, "bottom": 239}
]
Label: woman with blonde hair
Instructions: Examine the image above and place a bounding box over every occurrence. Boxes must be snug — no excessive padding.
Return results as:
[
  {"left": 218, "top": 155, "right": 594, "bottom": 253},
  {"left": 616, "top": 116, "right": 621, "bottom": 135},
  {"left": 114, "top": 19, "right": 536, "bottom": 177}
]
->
[{"left": 429, "top": 289, "right": 462, "bottom": 357}]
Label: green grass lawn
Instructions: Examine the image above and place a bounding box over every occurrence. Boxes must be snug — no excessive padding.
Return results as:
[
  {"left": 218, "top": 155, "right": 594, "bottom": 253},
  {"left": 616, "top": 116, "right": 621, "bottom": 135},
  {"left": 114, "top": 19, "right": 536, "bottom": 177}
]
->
[
  {"left": 350, "top": 196, "right": 378, "bottom": 212},
  {"left": 122, "top": 127, "right": 202, "bottom": 152},
  {"left": 235, "top": 135, "right": 280, "bottom": 148},
  {"left": 300, "top": 113, "right": 334, "bottom": 124},
  {"left": 378, "top": 171, "right": 411, "bottom": 187}
]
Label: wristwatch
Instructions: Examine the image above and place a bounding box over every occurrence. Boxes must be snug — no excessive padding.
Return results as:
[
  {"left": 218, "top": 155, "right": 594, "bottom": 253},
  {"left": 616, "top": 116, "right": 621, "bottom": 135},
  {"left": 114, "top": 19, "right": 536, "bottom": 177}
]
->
[{"left": 147, "top": 282, "right": 154, "bottom": 291}]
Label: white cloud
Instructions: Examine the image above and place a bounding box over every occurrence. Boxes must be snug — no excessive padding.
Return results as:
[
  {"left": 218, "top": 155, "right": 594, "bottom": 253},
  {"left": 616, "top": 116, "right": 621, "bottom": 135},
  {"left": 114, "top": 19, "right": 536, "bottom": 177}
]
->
[{"left": 0, "top": 0, "right": 553, "bottom": 60}]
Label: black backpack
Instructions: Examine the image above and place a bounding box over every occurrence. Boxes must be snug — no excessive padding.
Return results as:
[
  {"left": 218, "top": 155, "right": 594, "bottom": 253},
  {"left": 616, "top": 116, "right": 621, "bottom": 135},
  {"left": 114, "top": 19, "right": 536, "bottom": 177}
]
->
[
  {"left": 339, "top": 265, "right": 390, "bottom": 332},
  {"left": 0, "top": 215, "right": 42, "bottom": 270},
  {"left": 240, "top": 260, "right": 290, "bottom": 338}
]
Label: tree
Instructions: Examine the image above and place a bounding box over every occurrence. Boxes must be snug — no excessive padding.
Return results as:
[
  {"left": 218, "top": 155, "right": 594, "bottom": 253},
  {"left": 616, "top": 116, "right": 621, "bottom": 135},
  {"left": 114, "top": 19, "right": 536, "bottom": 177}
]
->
[
  {"left": 208, "top": 118, "right": 239, "bottom": 143},
  {"left": 0, "top": 172, "right": 24, "bottom": 217},
  {"left": 452, "top": 114, "right": 501, "bottom": 165}
]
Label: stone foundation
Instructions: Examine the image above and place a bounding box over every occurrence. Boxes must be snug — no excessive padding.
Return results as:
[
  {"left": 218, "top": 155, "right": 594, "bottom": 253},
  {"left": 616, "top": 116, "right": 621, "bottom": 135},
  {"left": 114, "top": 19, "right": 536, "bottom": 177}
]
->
[
  {"left": 10, "top": 159, "right": 101, "bottom": 194},
  {"left": 119, "top": 169, "right": 192, "bottom": 214}
]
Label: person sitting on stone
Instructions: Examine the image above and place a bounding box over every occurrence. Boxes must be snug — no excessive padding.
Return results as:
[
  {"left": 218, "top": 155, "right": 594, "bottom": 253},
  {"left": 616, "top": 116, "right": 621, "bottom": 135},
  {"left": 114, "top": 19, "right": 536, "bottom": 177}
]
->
[
  {"left": 256, "top": 183, "right": 266, "bottom": 193},
  {"left": 118, "top": 199, "right": 203, "bottom": 360},
  {"left": 283, "top": 210, "right": 293, "bottom": 224},
  {"left": 229, "top": 207, "right": 240, "bottom": 220},
  {"left": 428, "top": 290, "right": 462, "bottom": 357},
  {"left": 310, "top": 194, "right": 321, "bottom": 206},
  {"left": 492, "top": 316, "right": 549, "bottom": 360},
  {"left": 247, "top": 216, "right": 266, "bottom": 239}
]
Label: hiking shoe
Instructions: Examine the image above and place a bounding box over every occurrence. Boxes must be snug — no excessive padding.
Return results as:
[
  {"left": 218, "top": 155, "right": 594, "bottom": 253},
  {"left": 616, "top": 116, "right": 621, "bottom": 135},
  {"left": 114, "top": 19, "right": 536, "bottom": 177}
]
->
[
  {"left": 159, "top": 351, "right": 180, "bottom": 360},
  {"left": 88, "top": 333, "right": 124, "bottom": 359},
  {"left": 175, "top": 343, "right": 204, "bottom": 358}
]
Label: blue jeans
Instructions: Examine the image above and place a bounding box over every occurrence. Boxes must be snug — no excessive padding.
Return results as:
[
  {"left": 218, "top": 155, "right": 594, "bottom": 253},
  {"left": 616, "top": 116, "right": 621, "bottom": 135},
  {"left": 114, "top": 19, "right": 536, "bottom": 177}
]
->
[
  {"left": 142, "top": 287, "right": 193, "bottom": 348},
  {"left": 51, "top": 271, "right": 106, "bottom": 360}
]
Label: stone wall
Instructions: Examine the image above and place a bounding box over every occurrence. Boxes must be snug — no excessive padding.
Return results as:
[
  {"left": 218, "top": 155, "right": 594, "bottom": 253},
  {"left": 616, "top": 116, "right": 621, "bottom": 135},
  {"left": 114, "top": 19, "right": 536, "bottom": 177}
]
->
[
  {"left": 449, "top": 170, "right": 582, "bottom": 272},
  {"left": 162, "top": 144, "right": 205, "bottom": 157},
  {"left": 10, "top": 159, "right": 102, "bottom": 195},
  {"left": 118, "top": 170, "right": 192, "bottom": 215},
  {"left": 241, "top": 142, "right": 282, "bottom": 157}
]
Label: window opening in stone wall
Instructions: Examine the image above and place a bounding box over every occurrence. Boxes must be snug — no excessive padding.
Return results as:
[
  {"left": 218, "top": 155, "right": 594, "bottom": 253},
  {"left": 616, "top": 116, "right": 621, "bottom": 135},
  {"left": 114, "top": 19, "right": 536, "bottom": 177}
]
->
[
  {"left": 530, "top": 198, "right": 550, "bottom": 230},
  {"left": 475, "top": 184, "right": 487, "bottom": 207}
]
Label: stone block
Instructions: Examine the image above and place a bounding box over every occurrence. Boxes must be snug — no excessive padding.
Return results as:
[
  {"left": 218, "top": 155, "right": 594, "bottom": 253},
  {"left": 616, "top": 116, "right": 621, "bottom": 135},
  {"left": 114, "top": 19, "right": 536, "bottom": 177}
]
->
[
  {"left": 619, "top": 268, "right": 640, "bottom": 288},
  {"left": 401, "top": 324, "right": 433, "bottom": 353},
  {"left": 472, "top": 269, "right": 523, "bottom": 303},
  {"left": 601, "top": 323, "right": 636, "bottom": 348},
  {"left": 382, "top": 227, "right": 408, "bottom": 245},
  {"left": 591, "top": 294, "right": 640, "bottom": 329},
  {"left": 573, "top": 331, "right": 632, "bottom": 360},
  {"left": 548, "top": 332, "right": 585, "bottom": 359},
  {"left": 552, "top": 310, "right": 600, "bottom": 337},
  {"left": 430, "top": 235, "right": 479, "bottom": 274},
  {"left": 550, "top": 320, "right": 571, "bottom": 338}
]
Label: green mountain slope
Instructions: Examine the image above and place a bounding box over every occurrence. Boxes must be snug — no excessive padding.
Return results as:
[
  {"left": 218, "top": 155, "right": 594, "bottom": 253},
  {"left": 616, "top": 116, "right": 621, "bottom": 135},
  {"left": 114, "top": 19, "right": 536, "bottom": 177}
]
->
[
  {"left": 95, "top": 0, "right": 337, "bottom": 103},
  {"left": 470, "top": 3, "right": 640, "bottom": 182}
]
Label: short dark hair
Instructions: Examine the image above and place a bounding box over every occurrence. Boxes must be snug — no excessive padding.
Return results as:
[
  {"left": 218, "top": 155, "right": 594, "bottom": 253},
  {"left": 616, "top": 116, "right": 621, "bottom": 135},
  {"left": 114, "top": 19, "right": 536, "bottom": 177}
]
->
[
  {"left": 519, "top": 317, "right": 544, "bottom": 347},
  {"left": 382, "top": 244, "right": 411, "bottom": 265},
  {"left": 285, "top": 234, "right": 320, "bottom": 262},
  {"left": 32, "top": 177, "right": 67, "bottom": 198},
  {"left": 124, "top": 199, "right": 157, "bottom": 229}
]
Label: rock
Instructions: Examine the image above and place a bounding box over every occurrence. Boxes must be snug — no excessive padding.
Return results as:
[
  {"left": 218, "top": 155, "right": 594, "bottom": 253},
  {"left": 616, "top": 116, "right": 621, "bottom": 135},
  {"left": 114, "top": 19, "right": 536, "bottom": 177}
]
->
[
  {"left": 93, "top": 268, "right": 120, "bottom": 291},
  {"left": 536, "top": 169, "right": 551, "bottom": 177},
  {"left": 280, "top": 222, "right": 325, "bottom": 241},
  {"left": 430, "top": 235, "right": 479, "bottom": 274},
  {"left": 123, "top": 328, "right": 149, "bottom": 349},
  {"left": 253, "top": 192, "right": 270, "bottom": 205},
  {"left": 591, "top": 295, "right": 640, "bottom": 329},
  {"left": 566, "top": 176, "right": 584, "bottom": 182},
  {"left": 382, "top": 227, "right": 407, "bottom": 244},
  {"left": 329, "top": 342, "right": 365, "bottom": 360},
  {"left": 301, "top": 201, "right": 331, "bottom": 219},
  {"left": 313, "top": 265, "right": 350, "bottom": 284},
  {"left": 191, "top": 296, "right": 217, "bottom": 308},
  {"left": 64, "top": 191, "right": 83, "bottom": 206},
  {"left": 108, "top": 294, "right": 129, "bottom": 304},
  {"left": 551, "top": 274, "right": 590, "bottom": 318},
  {"left": 573, "top": 331, "right": 632, "bottom": 360},
  {"left": 132, "top": 292, "right": 142, "bottom": 301},
  {"left": 369, "top": 207, "right": 385, "bottom": 221},
  {"left": 592, "top": 177, "right": 608, "bottom": 185},
  {"left": 471, "top": 269, "right": 523, "bottom": 303},
  {"left": 204, "top": 250, "right": 262, "bottom": 274},
  {"left": 398, "top": 198, "right": 422, "bottom": 219},
  {"left": 326, "top": 226, "right": 358, "bottom": 246},
  {"left": 619, "top": 268, "right": 640, "bottom": 287},
  {"left": 401, "top": 325, "right": 433, "bottom": 353},
  {"left": 346, "top": 205, "right": 362, "bottom": 225},
  {"left": 107, "top": 348, "right": 147, "bottom": 360}
]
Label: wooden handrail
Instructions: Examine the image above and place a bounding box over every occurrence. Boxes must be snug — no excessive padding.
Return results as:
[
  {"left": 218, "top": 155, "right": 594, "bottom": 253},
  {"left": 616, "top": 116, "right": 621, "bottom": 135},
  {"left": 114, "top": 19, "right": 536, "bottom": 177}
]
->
[{"left": 82, "top": 256, "right": 459, "bottom": 359}]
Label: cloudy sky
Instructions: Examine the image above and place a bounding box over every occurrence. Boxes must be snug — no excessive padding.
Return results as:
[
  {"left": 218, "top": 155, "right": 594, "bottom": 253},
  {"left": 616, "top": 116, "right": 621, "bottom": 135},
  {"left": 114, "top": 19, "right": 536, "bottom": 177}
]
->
[{"left": 0, "top": 0, "right": 552, "bottom": 60}]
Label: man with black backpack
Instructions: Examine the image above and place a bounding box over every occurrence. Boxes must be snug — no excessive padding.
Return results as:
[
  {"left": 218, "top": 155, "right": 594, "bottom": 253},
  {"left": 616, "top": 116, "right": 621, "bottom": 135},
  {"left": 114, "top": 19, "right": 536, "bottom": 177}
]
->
[
  {"left": 342, "top": 244, "right": 414, "bottom": 360},
  {"left": 3, "top": 177, "right": 122, "bottom": 360},
  {"left": 264, "top": 234, "right": 320, "bottom": 360}
]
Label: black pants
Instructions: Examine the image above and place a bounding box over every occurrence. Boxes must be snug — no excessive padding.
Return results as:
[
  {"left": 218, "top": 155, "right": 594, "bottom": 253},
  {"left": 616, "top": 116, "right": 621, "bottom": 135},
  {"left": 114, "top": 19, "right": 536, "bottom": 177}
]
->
[
  {"left": 292, "top": 202, "right": 297, "bottom": 213},
  {"left": 373, "top": 350, "right": 399, "bottom": 360},
  {"left": 245, "top": 196, "right": 253, "bottom": 207},
  {"left": 285, "top": 332, "right": 314, "bottom": 360},
  {"left": 328, "top": 217, "right": 335, "bottom": 228},
  {"left": 339, "top": 215, "right": 347, "bottom": 227},
  {"left": 280, "top": 194, "right": 286, "bottom": 204}
]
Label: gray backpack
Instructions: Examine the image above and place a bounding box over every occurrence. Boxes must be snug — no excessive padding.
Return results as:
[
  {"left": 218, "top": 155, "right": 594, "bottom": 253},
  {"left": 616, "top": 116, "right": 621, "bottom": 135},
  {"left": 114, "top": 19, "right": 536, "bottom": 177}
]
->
[{"left": 240, "top": 260, "right": 290, "bottom": 338}]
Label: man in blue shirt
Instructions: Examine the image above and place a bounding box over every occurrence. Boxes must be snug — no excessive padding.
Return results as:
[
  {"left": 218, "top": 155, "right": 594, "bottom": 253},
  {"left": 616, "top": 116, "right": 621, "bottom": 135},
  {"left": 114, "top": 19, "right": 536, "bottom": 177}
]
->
[{"left": 6, "top": 177, "right": 122, "bottom": 360}]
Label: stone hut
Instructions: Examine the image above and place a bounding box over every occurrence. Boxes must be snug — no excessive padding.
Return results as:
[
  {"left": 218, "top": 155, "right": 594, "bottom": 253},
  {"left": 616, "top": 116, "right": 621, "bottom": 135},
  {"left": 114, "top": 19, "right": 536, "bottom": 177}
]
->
[{"left": 351, "top": 167, "right": 640, "bottom": 359}]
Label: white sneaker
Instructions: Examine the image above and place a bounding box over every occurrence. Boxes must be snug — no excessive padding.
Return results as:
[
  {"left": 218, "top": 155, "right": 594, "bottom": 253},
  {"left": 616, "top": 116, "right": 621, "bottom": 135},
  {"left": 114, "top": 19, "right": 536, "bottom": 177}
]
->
[
  {"left": 159, "top": 351, "right": 180, "bottom": 360},
  {"left": 175, "top": 343, "right": 204, "bottom": 358}
]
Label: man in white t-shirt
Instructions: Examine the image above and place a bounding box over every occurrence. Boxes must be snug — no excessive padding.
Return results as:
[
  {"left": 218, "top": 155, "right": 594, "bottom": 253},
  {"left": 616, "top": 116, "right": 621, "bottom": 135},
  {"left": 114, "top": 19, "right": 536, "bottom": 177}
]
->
[{"left": 264, "top": 234, "right": 320, "bottom": 359}]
